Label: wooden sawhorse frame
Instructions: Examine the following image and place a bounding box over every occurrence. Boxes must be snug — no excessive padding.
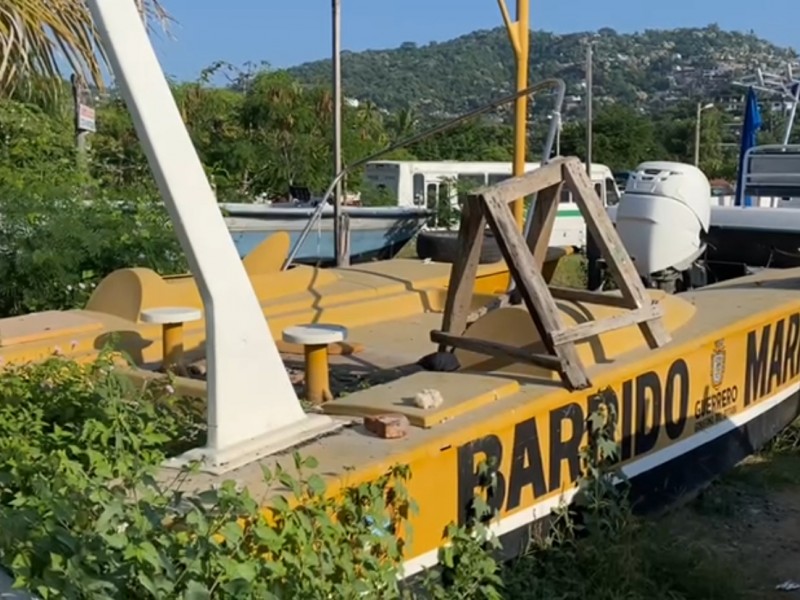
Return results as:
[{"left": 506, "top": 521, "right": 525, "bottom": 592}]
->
[{"left": 430, "top": 156, "right": 670, "bottom": 390}]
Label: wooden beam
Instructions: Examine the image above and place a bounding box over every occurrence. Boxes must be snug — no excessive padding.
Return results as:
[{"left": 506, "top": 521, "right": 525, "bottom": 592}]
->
[
  {"left": 431, "top": 330, "right": 562, "bottom": 371},
  {"left": 468, "top": 246, "right": 577, "bottom": 323},
  {"left": 477, "top": 157, "right": 572, "bottom": 205},
  {"left": 549, "top": 286, "right": 632, "bottom": 309},
  {"left": 526, "top": 182, "right": 563, "bottom": 269},
  {"left": 466, "top": 292, "right": 513, "bottom": 324},
  {"left": 561, "top": 160, "right": 642, "bottom": 306},
  {"left": 549, "top": 302, "right": 664, "bottom": 346},
  {"left": 562, "top": 160, "right": 670, "bottom": 348},
  {"left": 438, "top": 195, "right": 486, "bottom": 347},
  {"left": 481, "top": 192, "right": 590, "bottom": 389},
  {"left": 465, "top": 281, "right": 632, "bottom": 326},
  {"left": 431, "top": 157, "right": 674, "bottom": 394}
]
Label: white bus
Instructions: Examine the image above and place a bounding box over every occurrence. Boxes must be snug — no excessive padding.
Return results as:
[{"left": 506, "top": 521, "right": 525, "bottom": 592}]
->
[{"left": 363, "top": 160, "right": 621, "bottom": 248}]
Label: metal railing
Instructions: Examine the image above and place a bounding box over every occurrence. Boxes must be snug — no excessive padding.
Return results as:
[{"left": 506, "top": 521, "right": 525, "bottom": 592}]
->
[
  {"left": 281, "top": 78, "right": 567, "bottom": 270},
  {"left": 740, "top": 144, "right": 800, "bottom": 202}
]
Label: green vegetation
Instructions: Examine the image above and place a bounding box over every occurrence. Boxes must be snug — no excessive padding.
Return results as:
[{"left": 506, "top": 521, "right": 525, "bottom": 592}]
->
[
  {"left": 547, "top": 254, "right": 588, "bottom": 289},
  {"left": 0, "top": 350, "right": 565, "bottom": 599},
  {"left": 0, "top": 99, "right": 186, "bottom": 318},
  {"left": 4, "top": 24, "right": 796, "bottom": 319},
  {"left": 288, "top": 25, "right": 800, "bottom": 177},
  {"left": 0, "top": 45, "right": 775, "bottom": 320},
  {"left": 1, "top": 347, "right": 796, "bottom": 598},
  {"left": 289, "top": 25, "right": 797, "bottom": 117},
  {"left": 0, "top": 351, "right": 415, "bottom": 599}
]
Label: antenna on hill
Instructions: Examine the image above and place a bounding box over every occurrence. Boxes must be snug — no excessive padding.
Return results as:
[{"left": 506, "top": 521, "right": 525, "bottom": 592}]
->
[{"left": 733, "top": 62, "right": 800, "bottom": 144}]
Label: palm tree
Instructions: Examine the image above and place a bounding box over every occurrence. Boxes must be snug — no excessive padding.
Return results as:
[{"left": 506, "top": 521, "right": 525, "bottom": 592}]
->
[
  {"left": 0, "top": 0, "right": 171, "bottom": 99},
  {"left": 387, "top": 106, "right": 418, "bottom": 140}
]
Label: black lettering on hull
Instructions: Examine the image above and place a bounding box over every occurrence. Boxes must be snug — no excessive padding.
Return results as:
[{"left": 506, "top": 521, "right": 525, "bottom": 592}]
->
[
  {"left": 784, "top": 314, "right": 800, "bottom": 383},
  {"left": 549, "top": 403, "right": 584, "bottom": 492},
  {"left": 621, "top": 380, "right": 633, "bottom": 461},
  {"left": 635, "top": 371, "right": 661, "bottom": 455},
  {"left": 456, "top": 435, "right": 505, "bottom": 526},
  {"left": 745, "top": 325, "right": 770, "bottom": 406},
  {"left": 769, "top": 320, "right": 785, "bottom": 392},
  {"left": 506, "top": 418, "right": 547, "bottom": 510},
  {"left": 664, "top": 359, "right": 689, "bottom": 440},
  {"left": 745, "top": 313, "right": 800, "bottom": 406},
  {"left": 455, "top": 358, "right": 692, "bottom": 523}
]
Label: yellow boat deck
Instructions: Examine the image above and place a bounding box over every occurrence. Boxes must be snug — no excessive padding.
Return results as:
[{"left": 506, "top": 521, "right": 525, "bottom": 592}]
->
[
  {"left": 171, "top": 266, "right": 800, "bottom": 572},
  {"left": 0, "top": 258, "right": 512, "bottom": 366},
  {"left": 184, "top": 267, "right": 800, "bottom": 486},
  {"left": 5, "top": 236, "right": 797, "bottom": 573}
]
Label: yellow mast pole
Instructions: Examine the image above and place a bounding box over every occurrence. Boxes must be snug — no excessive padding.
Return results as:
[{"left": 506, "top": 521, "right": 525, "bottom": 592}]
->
[{"left": 497, "top": 0, "right": 530, "bottom": 231}]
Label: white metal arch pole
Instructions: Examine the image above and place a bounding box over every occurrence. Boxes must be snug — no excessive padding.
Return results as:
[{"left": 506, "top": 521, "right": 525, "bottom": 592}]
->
[{"left": 86, "top": 0, "right": 336, "bottom": 472}]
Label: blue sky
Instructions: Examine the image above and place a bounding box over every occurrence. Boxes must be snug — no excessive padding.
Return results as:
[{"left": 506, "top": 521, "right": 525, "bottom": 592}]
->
[{"left": 151, "top": 0, "right": 799, "bottom": 81}]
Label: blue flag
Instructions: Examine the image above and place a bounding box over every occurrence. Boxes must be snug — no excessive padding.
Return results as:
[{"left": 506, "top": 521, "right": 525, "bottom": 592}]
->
[{"left": 735, "top": 87, "right": 763, "bottom": 206}]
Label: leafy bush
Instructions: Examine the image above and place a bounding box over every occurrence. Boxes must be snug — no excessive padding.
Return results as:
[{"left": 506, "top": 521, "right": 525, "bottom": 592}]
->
[
  {"left": 0, "top": 351, "right": 502, "bottom": 599},
  {"left": 0, "top": 99, "right": 187, "bottom": 318},
  {"left": 0, "top": 101, "right": 80, "bottom": 188},
  {"left": 0, "top": 186, "right": 186, "bottom": 317},
  {"left": 0, "top": 353, "right": 750, "bottom": 600}
]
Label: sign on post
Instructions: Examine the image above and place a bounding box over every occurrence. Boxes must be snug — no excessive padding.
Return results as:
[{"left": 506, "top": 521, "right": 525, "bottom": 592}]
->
[{"left": 71, "top": 74, "right": 96, "bottom": 133}]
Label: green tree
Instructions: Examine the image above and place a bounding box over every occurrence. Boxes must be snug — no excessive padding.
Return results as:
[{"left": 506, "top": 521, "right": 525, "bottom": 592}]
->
[
  {"left": 90, "top": 97, "right": 151, "bottom": 188},
  {"left": 411, "top": 119, "right": 513, "bottom": 161},
  {"left": 387, "top": 106, "right": 419, "bottom": 140},
  {"left": 560, "top": 104, "right": 660, "bottom": 170}
]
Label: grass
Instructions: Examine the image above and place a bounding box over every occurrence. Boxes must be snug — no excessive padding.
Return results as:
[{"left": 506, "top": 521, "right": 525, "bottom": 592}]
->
[
  {"left": 548, "top": 253, "right": 587, "bottom": 288},
  {"left": 396, "top": 236, "right": 420, "bottom": 259},
  {"left": 495, "top": 419, "right": 800, "bottom": 600}
]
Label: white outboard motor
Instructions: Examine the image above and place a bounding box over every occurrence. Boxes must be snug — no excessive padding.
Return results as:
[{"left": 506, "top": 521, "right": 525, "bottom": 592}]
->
[{"left": 615, "top": 161, "right": 711, "bottom": 283}]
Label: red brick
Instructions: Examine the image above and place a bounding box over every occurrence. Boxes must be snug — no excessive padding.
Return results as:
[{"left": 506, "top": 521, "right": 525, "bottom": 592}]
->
[{"left": 364, "top": 414, "right": 409, "bottom": 439}]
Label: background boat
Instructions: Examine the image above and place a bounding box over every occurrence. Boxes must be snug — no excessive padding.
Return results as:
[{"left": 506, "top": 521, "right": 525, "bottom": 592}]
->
[{"left": 221, "top": 202, "right": 432, "bottom": 265}]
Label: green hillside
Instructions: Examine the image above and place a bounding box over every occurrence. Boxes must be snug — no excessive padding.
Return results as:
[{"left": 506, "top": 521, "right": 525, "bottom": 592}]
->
[{"left": 287, "top": 25, "right": 798, "bottom": 117}]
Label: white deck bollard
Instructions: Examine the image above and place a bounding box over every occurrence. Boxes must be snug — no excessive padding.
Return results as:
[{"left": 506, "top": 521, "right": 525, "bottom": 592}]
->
[
  {"left": 86, "top": 0, "right": 338, "bottom": 472},
  {"left": 140, "top": 306, "right": 202, "bottom": 371},
  {"left": 282, "top": 324, "right": 348, "bottom": 405}
]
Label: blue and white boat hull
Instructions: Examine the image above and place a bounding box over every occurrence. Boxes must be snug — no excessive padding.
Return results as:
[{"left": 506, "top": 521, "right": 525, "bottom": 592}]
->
[{"left": 221, "top": 203, "right": 431, "bottom": 265}]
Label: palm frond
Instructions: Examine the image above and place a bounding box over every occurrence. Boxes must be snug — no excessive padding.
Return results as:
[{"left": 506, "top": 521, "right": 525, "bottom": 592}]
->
[{"left": 0, "top": 0, "right": 173, "bottom": 100}]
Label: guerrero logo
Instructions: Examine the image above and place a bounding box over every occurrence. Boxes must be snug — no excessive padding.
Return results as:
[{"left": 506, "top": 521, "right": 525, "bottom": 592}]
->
[{"left": 711, "top": 339, "right": 726, "bottom": 388}]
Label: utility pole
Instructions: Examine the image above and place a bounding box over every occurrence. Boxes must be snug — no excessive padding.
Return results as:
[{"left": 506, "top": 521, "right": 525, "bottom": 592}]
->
[
  {"left": 694, "top": 102, "right": 714, "bottom": 166},
  {"left": 332, "top": 0, "right": 348, "bottom": 266},
  {"left": 694, "top": 102, "right": 702, "bottom": 166},
  {"left": 585, "top": 41, "right": 593, "bottom": 177}
]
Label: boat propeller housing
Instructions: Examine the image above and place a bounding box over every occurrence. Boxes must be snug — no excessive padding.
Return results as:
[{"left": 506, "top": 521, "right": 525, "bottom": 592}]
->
[{"left": 614, "top": 161, "right": 711, "bottom": 278}]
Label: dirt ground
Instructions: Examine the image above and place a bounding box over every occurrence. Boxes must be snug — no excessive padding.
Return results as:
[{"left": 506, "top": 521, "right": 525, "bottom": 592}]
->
[{"left": 658, "top": 434, "right": 800, "bottom": 598}]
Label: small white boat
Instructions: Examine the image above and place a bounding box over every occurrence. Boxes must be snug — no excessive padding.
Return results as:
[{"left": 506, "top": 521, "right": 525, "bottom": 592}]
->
[{"left": 221, "top": 202, "right": 431, "bottom": 265}]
